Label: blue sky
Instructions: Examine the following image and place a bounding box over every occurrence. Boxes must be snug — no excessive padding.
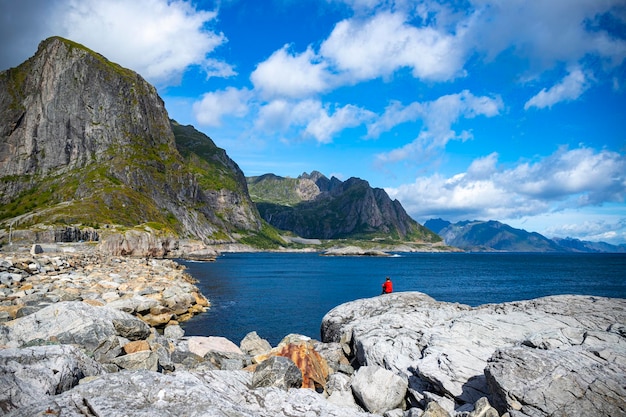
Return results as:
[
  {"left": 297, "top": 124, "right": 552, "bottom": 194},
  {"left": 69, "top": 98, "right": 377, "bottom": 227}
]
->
[{"left": 1, "top": 0, "right": 625, "bottom": 244}]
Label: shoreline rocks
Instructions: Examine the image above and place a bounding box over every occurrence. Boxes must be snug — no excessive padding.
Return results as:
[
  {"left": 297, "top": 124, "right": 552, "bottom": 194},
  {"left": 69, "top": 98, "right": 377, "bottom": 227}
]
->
[
  {"left": 1, "top": 249, "right": 624, "bottom": 416},
  {"left": 0, "top": 252, "right": 209, "bottom": 327},
  {"left": 321, "top": 292, "right": 626, "bottom": 416}
]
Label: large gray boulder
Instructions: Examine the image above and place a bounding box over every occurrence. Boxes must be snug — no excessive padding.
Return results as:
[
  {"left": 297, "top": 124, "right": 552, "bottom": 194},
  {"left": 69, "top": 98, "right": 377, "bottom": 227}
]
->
[
  {"left": 10, "top": 369, "right": 377, "bottom": 417},
  {"left": 486, "top": 329, "right": 626, "bottom": 417},
  {"left": 351, "top": 365, "right": 407, "bottom": 414},
  {"left": 321, "top": 292, "right": 626, "bottom": 415},
  {"left": 0, "top": 344, "right": 105, "bottom": 414},
  {"left": 0, "top": 301, "right": 151, "bottom": 352}
]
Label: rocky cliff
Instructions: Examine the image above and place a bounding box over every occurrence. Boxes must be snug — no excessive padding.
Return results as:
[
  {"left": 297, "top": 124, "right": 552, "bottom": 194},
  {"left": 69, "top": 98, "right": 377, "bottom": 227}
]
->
[
  {"left": 248, "top": 171, "right": 441, "bottom": 243},
  {"left": 0, "top": 37, "right": 263, "bottom": 250}
]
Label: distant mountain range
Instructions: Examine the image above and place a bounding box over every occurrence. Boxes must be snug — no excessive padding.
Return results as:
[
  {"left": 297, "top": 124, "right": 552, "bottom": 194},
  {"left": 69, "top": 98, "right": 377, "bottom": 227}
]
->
[{"left": 424, "top": 219, "right": 626, "bottom": 253}]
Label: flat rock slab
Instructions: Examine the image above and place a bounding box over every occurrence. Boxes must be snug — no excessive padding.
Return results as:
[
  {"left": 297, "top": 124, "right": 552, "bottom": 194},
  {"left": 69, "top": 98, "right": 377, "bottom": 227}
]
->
[
  {"left": 321, "top": 292, "right": 626, "bottom": 415},
  {"left": 15, "top": 369, "right": 378, "bottom": 417},
  {"left": 0, "top": 301, "right": 151, "bottom": 351},
  {"left": 0, "top": 344, "right": 105, "bottom": 414}
]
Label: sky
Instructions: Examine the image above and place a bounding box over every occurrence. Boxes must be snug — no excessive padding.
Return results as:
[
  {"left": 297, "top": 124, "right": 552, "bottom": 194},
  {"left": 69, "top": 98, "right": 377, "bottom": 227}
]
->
[{"left": 1, "top": 0, "right": 625, "bottom": 244}]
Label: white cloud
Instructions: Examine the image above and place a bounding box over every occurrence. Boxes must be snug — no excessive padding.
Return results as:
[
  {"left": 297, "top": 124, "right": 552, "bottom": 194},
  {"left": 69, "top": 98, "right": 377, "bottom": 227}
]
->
[
  {"left": 466, "top": 0, "right": 626, "bottom": 70},
  {"left": 57, "top": 0, "right": 232, "bottom": 86},
  {"left": 304, "top": 104, "right": 376, "bottom": 144},
  {"left": 193, "top": 87, "right": 251, "bottom": 127},
  {"left": 255, "top": 99, "right": 375, "bottom": 144},
  {"left": 524, "top": 68, "right": 590, "bottom": 109},
  {"left": 250, "top": 45, "right": 331, "bottom": 99},
  {"left": 373, "top": 90, "right": 503, "bottom": 163},
  {"left": 320, "top": 11, "right": 466, "bottom": 82},
  {"left": 386, "top": 146, "right": 626, "bottom": 223}
]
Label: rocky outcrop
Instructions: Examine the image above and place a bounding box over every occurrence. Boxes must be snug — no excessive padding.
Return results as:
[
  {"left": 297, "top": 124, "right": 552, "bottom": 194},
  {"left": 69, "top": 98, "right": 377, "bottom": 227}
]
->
[
  {"left": 0, "top": 344, "right": 105, "bottom": 414},
  {"left": 0, "top": 36, "right": 262, "bottom": 246},
  {"left": 321, "top": 292, "right": 626, "bottom": 416},
  {"left": 10, "top": 369, "right": 377, "bottom": 417}
]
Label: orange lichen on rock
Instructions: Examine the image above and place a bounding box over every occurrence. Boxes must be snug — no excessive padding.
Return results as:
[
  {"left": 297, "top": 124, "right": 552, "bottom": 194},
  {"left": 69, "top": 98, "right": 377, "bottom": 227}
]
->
[{"left": 273, "top": 341, "right": 330, "bottom": 390}]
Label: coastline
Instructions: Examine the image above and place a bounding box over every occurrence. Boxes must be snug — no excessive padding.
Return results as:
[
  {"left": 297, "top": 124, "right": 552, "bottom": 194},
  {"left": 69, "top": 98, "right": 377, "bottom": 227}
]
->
[
  {"left": 2, "top": 244, "right": 624, "bottom": 417},
  {"left": 0, "top": 245, "right": 209, "bottom": 326}
]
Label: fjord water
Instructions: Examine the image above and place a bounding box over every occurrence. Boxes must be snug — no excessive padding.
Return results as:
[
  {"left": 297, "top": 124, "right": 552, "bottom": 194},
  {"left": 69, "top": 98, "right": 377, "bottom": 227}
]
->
[{"left": 179, "top": 252, "right": 626, "bottom": 346}]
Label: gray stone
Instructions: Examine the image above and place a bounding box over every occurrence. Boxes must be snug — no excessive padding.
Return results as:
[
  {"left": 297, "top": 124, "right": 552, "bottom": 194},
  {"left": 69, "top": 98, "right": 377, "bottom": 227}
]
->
[
  {"left": 422, "top": 401, "right": 450, "bottom": 417},
  {"left": 240, "top": 330, "right": 272, "bottom": 356},
  {"left": 351, "top": 365, "right": 408, "bottom": 414},
  {"left": 0, "top": 344, "right": 105, "bottom": 414},
  {"left": 30, "top": 244, "right": 43, "bottom": 255},
  {"left": 2, "top": 301, "right": 150, "bottom": 351},
  {"left": 11, "top": 369, "right": 376, "bottom": 417},
  {"left": 486, "top": 344, "right": 626, "bottom": 417},
  {"left": 163, "top": 324, "right": 185, "bottom": 339},
  {"left": 110, "top": 350, "right": 159, "bottom": 371},
  {"left": 469, "top": 397, "right": 500, "bottom": 417},
  {"left": 321, "top": 292, "right": 626, "bottom": 413},
  {"left": 252, "top": 356, "right": 303, "bottom": 390}
]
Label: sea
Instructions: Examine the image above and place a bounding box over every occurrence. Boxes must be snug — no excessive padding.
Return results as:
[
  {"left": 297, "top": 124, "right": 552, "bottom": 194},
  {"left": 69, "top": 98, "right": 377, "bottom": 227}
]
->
[{"left": 179, "top": 252, "right": 626, "bottom": 346}]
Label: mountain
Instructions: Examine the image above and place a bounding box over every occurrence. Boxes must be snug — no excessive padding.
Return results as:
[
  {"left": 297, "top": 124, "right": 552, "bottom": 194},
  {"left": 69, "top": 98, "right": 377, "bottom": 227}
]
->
[
  {"left": 424, "top": 219, "right": 562, "bottom": 252},
  {"left": 424, "top": 219, "right": 626, "bottom": 253},
  {"left": 247, "top": 171, "right": 441, "bottom": 243},
  {"left": 0, "top": 37, "right": 266, "bottom": 248},
  {"left": 552, "top": 237, "right": 626, "bottom": 253}
]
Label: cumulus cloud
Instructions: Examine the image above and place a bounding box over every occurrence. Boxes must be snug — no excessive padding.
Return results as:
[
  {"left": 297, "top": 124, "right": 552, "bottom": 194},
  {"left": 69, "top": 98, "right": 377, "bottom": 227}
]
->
[
  {"left": 193, "top": 87, "right": 252, "bottom": 127},
  {"left": 320, "top": 11, "right": 466, "bottom": 82},
  {"left": 255, "top": 99, "right": 375, "bottom": 144},
  {"left": 0, "top": 0, "right": 233, "bottom": 86},
  {"left": 304, "top": 104, "right": 376, "bottom": 143},
  {"left": 61, "top": 0, "right": 233, "bottom": 86},
  {"left": 386, "top": 147, "right": 626, "bottom": 222},
  {"left": 524, "top": 68, "right": 591, "bottom": 109},
  {"left": 465, "top": 0, "right": 626, "bottom": 70},
  {"left": 373, "top": 90, "right": 503, "bottom": 163},
  {"left": 250, "top": 46, "right": 331, "bottom": 99}
]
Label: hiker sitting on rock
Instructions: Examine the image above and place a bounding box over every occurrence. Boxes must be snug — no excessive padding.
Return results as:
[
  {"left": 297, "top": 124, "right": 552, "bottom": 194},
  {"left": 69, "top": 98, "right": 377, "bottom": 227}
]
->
[{"left": 381, "top": 277, "right": 393, "bottom": 294}]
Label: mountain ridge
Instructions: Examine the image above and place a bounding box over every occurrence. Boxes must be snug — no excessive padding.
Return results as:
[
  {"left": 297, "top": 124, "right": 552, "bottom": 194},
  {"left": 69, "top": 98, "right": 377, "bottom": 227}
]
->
[
  {"left": 425, "top": 218, "right": 626, "bottom": 253},
  {"left": 248, "top": 172, "right": 442, "bottom": 244}
]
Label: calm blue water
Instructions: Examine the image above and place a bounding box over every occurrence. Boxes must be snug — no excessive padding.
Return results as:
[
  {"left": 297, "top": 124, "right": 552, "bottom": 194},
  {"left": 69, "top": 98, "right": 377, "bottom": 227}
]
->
[{"left": 179, "top": 252, "right": 626, "bottom": 346}]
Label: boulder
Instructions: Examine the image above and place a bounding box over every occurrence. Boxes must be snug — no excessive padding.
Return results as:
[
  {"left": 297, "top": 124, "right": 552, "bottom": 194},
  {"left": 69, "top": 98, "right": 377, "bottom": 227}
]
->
[
  {"left": 321, "top": 292, "right": 626, "bottom": 414},
  {"left": 486, "top": 342, "right": 626, "bottom": 417},
  {"left": 240, "top": 331, "right": 272, "bottom": 356},
  {"left": 0, "top": 344, "right": 105, "bottom": 414},
  {"left": 163, "top": 324, "right": 185, "bottom": 339},
  {"left": 254, "top": 340, "right": 330, "bottom": 390},
  {"left": 15, "top": 369, "right": 375, "bottom": 417},
  {"left": 351, "top": 365, "right": 408, "bottom": 414},
  {"left": 111, "top": 350, "right": 159, "bottom": 371},
  {"left": 187, "top": 336, "right": 244, "bottom": 358},
  {"left": 1, "top": 301, "right": 151, "bottom": 353},
  {"left": 251, "top": 356, "right": 303, "bottom": 390}
]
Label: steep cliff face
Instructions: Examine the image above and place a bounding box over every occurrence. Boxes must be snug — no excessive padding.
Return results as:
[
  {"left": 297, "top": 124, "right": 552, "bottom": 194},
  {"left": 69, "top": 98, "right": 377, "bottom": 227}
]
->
[
  {"left": 0, "top": 37, "right": 261, "bottom": 244},
  {"left": 248, "top": 172, "right": 440, "bottom": 242}
]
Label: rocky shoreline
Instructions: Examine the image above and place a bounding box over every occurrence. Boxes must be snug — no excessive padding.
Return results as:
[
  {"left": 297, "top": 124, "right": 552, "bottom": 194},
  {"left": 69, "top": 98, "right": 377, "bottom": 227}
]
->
[
  {"left": 1, "top": 249, "right": 624, "bottom": 417},
  {"left": 0, "top": 248, "right": 209, "bottom": 327}
]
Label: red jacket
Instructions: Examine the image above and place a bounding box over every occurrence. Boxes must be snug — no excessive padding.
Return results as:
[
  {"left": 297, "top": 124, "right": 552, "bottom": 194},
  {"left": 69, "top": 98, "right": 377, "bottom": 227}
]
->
[{"left": 382, "top": 280, "right": 393, "bottom": 294}]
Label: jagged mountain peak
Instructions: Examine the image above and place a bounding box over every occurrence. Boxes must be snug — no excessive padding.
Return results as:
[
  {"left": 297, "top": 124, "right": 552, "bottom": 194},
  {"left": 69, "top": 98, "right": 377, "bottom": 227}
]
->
[{"left": 247, "top": 172, "right": 441, "bottom": 242}]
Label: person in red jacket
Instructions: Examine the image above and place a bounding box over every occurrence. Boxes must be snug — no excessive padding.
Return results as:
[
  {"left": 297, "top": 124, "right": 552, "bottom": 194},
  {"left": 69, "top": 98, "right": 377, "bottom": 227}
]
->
[{"left": 381, "top": 276, "right": 393, "bottom": 294}]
